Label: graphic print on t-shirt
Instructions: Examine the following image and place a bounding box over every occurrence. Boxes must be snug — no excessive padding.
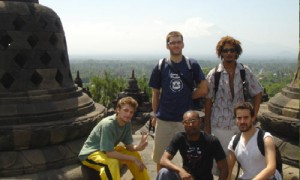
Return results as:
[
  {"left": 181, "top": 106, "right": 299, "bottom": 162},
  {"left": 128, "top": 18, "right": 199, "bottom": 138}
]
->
[
  {"left": 187, "top": 146, "right": 202, "bottom": 168},
  {"left": 169, "top": 72, "right": 183, "bottom": 92}
]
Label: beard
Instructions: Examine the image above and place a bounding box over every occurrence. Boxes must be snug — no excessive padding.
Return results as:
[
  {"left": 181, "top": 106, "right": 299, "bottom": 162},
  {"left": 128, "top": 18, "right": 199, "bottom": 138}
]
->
[{"left": 239, "top": 123, "right": 252, "bottom": 132}]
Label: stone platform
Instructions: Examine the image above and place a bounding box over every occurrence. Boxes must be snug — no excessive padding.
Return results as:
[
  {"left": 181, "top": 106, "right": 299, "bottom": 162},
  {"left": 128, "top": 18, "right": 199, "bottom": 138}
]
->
[
  {"left": 2, "top": 133, "right": 298, "bottom": 180},
  {"left": 122, "top": 134, "right": 300, "bottom": 180}
]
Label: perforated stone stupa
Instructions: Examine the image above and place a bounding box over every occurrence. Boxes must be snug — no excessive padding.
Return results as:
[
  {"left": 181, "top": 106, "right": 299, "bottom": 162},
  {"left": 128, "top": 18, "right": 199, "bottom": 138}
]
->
[
  {"left": 114, "top": 70, "right": 151, "bottom": 112},
  {"left": 0, "top": 0, "right": 105, "bottom": 177},
  {"left": 258, "top": 55, "right": 299, "bottom": 167}
]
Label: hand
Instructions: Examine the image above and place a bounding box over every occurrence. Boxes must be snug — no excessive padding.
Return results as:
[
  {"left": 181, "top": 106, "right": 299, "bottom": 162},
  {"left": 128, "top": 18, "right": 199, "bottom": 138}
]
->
[
  {"left": 137, "top": 133, "right": 148, "bottom": 151},
  {"left": 178, "top": 169, "right": 193, "bottom": 180},
  {"left": 151, "top": 116, "right": 156, "bottom": 127},
  {"left": 132, "top": 157, "right": 147, "bottom": 171}
]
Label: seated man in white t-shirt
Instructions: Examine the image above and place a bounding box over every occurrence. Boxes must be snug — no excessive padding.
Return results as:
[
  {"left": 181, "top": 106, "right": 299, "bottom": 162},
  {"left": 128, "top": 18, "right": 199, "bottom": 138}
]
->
[{"left": 227, "top": 102, "right": 282, "bottom": 180}]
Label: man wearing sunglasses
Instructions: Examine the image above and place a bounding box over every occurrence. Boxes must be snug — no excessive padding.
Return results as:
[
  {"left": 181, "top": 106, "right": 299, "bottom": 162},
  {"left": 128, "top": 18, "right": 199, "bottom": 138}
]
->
[
  {"left": 157, "top": 111, "right": 228, "bottom": 180},
  {"left": 204, "top": 36, "right": 263, "bottom": 157}
]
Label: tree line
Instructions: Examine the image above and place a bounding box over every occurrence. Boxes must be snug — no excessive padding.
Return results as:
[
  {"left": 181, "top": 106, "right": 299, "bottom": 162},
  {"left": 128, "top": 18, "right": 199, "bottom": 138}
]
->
[{"left": 70, "top": 59, "right": 297, "bottom": 107}]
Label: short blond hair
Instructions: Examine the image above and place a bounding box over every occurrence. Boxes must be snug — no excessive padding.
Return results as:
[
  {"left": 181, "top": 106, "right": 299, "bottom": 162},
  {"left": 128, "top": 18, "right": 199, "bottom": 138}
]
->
[
  {"left": 166, "top": 31, "right": 183, "bottom": 44},
  {"left": 116, "top": 97, "right": 138, "bottom": 111}
]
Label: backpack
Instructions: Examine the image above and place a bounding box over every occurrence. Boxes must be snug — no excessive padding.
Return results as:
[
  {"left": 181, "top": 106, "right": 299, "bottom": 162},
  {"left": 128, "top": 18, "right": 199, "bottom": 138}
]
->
[
  {"left": 213, "top": 63, "right": 250, "bottom": 102},
  {"left": 232, "top": 128, "right": 283, "bottom": 179},
  {"left": 158, "top": 56, "right": 194, "bottom": 91}
]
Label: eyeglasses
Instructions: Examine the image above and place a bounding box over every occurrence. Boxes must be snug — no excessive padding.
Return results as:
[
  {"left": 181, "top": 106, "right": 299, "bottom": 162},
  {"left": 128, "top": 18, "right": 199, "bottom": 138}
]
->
[
  {"left": 222, "top": 48, "right": 236, "bottom": 53},
  {"left": 167, "top": 41, "right": 183, "bottom": 45},
  {"left": 182, "top": 118, "right": 199, "bottom": 126}
]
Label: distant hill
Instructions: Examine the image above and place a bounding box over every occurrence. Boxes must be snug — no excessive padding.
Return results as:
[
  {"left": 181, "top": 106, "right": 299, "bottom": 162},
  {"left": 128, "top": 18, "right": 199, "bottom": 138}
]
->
[{"left": 69, "top": 54, "right": 297, "bottom": 64}]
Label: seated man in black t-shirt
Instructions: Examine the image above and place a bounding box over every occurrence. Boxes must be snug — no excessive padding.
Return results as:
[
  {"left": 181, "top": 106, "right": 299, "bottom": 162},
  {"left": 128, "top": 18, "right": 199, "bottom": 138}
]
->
[{"left": 156, "top": 110, "right": 228, "bottom": 180}]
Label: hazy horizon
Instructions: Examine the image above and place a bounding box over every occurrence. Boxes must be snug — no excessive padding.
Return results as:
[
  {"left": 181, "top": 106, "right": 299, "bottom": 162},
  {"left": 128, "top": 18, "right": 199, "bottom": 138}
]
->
[
  {"left": 68, "top": 53, "right": 298, "bottom": 63},
  {"left": 40, "top": 0, "right": 298, "bottom": 59}
]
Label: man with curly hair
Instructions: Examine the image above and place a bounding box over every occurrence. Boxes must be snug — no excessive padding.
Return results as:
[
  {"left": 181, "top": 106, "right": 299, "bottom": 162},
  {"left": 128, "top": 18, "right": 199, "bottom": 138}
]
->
[{"left": 204, "top": 36, "right": 262, "bottom": 156}]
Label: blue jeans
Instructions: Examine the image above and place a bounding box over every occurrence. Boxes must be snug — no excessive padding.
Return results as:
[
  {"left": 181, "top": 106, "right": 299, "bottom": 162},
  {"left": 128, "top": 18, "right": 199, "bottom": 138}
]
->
[{"left": 156, "top": 168, "right": 181, "bottom": 180}]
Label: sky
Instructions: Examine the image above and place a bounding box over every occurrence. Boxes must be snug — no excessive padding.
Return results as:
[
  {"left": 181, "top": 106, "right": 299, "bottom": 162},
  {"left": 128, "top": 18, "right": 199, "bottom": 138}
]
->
[{"left": 39, "top": 0, "right": 298, "bottom": 60}]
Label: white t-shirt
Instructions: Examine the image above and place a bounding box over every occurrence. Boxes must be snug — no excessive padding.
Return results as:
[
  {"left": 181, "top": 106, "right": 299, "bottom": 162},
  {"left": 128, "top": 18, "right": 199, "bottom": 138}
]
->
[{"left": 228, "top": 129, "right": 282, "bottom": 180}]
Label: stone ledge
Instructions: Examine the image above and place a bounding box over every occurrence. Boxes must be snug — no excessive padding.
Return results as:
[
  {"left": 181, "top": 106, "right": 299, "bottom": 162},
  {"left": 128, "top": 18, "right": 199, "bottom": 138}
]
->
[{"left": 1, "top": 134, "right": 298, "bottom": 180}]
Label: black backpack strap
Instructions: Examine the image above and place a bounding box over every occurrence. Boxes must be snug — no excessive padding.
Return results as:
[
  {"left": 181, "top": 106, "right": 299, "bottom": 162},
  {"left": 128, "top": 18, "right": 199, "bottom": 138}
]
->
[
  {"left": 232, "top": 132, "right": 241, "bottom": 151},
  {"left": 257, "top": 128, "right": 265, "bottom": 155},
  {"left": 240, "top": 63, "right": 246, "bottom": 82},
  {"left": 256, "top": 128, "right": 283, "bottom": 177},
  {"left": 235, "top": 162, "right": 241, "bottom": 180},
  {"left": 184, "top": 56, "right": 196, "bottom": 86},
  {"left": 214, "top": 65, "right": 221, "bottom": 97},
  {"left": 239, "top": 63, "right": 247, "bottom": 101},
  {"left": 232, "top": 132, "right": 242, "bottom": 180}
]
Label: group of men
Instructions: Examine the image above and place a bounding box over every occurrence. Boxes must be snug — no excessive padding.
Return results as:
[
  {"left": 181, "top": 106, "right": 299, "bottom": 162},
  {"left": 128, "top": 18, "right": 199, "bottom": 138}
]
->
[{"left": 78, "top": 31, "right": 281, "bottom": 180}]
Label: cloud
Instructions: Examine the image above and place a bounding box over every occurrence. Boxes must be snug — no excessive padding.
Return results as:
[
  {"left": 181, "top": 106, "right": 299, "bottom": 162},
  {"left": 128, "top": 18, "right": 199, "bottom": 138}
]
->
[
  {"left": 180, "top": 17, "right": 216, "bottom": 37},
  {"left": 63, "top": 17, "right": 222, "bottom": 55},
  {"left": 63, "top": 16, "right": 297, "bottom": 59}
]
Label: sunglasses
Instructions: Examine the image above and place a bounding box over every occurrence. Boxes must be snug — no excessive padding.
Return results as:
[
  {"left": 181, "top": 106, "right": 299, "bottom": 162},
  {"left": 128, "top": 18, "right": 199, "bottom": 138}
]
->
[
  {"left": 222, "top": 48, "right": 236, "bottom": 53},
  {"left": 182, "top": 118, "right": 199, "bottom": 126}
]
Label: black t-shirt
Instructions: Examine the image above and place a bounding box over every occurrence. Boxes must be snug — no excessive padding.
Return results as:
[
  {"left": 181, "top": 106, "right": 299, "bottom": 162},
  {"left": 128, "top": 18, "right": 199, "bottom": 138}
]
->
[{"left": 166, "top": 131, "right": 226, "bottom": 180}]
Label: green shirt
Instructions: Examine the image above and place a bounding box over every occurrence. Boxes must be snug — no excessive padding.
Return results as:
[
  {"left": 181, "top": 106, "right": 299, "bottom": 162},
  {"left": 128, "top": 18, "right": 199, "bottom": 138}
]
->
[{"left": 78, "top": 114, "right": 133, "bottom": 161}]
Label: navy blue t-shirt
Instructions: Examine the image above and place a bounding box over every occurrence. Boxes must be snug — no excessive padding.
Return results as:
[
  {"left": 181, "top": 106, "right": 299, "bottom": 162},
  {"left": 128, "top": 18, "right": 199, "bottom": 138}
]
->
[
  {"left": 166, "top": 132, "right": 226, "bottom": 180},
  {"left": 149, "top": 56, "right": 205, "bottom": 121}
]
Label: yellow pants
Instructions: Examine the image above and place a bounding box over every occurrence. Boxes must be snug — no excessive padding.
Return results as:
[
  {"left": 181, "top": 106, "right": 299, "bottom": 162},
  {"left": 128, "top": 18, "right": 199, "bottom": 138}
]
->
[{"left": 81, "top": 145, "right": 150, "bottom": 180}]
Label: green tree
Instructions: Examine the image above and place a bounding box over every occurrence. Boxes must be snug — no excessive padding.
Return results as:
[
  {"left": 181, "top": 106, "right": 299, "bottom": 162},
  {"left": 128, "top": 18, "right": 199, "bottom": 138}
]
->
[
  {"left": 137, "top": 75, "right": 151, "bottom": 96},
  {"left": 89, "top": 72, "right": 126, "bottom": 108}
]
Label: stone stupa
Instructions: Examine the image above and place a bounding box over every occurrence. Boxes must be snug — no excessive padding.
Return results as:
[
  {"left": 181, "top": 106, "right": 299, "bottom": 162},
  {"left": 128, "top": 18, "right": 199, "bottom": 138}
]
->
[
  {"left": 257, "top": 54, "right": 299, "bottom": 167},
  {"left": 0, "top": 0, "right": 105, "bottom": 177},
  {"left": 114, "top": 70, "right": 151, "bottom": 113}
]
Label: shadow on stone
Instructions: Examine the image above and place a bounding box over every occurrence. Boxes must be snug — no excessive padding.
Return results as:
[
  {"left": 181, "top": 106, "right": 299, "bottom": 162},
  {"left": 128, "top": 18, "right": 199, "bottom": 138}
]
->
[{"left": 81, "top": 165, "right": 100, "bottom": 180}]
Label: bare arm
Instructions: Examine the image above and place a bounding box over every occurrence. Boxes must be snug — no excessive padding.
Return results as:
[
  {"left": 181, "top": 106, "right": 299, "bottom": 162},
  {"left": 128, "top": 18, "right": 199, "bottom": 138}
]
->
[
  {"left": 192, "top": 79, "right": 208, "bottom": 99},
  {"left": 151, "top": 88, "right": 160, "bottom": 127},
  {"left": 204, "top": 98, "right": 213, "bottom": 134},
  {"left": 160, "top": 151, "right": 193, "bottom": 179},
  {"left": 106, "top": 150, "right": 134, "bottom": 161},
  {"left": 227, "top": 151, "right": 237, "bottom": 180},
  {"left": 217, "top": 159, "right": 228, "bottom": 180},
  {"left": 106, "top": 150, "right": 146, "bottom": 171},
  {"left": 253, "top": 137, "right": 276, "bottom": 180},
  {"left": 105, "top": 134, "right": 148, "bottom": 171},
  {"left": 253, "top": 92, "right": 262, "bottom": 120}
]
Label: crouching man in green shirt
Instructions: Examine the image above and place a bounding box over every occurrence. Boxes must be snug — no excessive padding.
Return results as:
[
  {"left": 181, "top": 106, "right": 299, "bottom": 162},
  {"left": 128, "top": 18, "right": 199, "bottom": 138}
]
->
[{"left": 78, "top": 97, "right": 150, "bottom": 180}]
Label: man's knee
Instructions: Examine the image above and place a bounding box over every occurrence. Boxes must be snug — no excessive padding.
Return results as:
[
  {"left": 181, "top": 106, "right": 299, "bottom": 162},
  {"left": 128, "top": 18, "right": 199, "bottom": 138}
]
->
[
  {"left": 108, "top": 158, "right": 119, "bottom": 167},
  {"left": 130, "top": 151, "right": 141, "bottom": 158},
  {"left": 156, "top": 168, "right": 180, "bottom": 180},
  {"left": 158, "top": 167, "right": 169, "bottom": 175}
]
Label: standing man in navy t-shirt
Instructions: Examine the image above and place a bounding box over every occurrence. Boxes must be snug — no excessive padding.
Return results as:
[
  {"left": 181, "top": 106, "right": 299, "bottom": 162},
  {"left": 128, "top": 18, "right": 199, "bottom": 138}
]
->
[{"left": 149, "top": 31, "right": 208, "bottom": 172}]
